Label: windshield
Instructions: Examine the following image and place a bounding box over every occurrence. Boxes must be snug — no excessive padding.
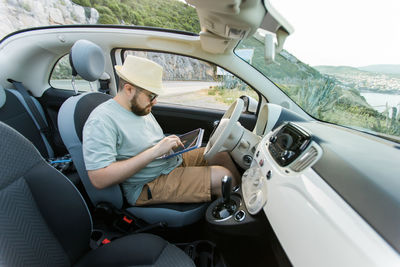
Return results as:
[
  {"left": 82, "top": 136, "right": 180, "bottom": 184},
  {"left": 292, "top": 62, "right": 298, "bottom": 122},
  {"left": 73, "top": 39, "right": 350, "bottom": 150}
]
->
[{"left": 236, "top": 0, "right": 400, "bottom": 141}]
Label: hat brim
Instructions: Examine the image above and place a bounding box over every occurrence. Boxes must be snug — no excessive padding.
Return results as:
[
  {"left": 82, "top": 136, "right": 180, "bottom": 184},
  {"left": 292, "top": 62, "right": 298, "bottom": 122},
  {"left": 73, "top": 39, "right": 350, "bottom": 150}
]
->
[{"left": 115, "top": 65, "right": 164, "bottom": 95}]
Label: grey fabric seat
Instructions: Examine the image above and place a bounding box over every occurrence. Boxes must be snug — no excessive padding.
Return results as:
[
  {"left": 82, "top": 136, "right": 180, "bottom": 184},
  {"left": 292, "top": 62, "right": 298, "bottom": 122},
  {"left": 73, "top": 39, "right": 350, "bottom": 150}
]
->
[
  {"left": 57, "top": 39, "right": 207, "bottom": 227},
  {"left": 0, "top": 121, "right": 195, "bottom": 267},
  {"left": 0, "top": 85, "right": 53, "bottom": 158},
  {"left": 0, "top": 85, "right": 81, "bottom": 187}
]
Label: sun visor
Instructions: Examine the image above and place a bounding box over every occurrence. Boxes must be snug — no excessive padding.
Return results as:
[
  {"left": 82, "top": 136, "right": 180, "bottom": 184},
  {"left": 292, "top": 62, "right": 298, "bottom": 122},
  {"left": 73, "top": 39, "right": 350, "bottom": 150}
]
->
[
  {"left": 260, "top": 1, "right": 294, "bottom": 53},
  {"left": 261, "top": 1, "right": 294, "bottom": 35}
]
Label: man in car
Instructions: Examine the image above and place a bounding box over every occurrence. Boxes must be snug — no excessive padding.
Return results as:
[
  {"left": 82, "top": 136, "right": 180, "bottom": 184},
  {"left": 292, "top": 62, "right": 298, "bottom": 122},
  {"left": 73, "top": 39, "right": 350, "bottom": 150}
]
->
[{"left": 83, "top": 55, "right": 240, "bottom": 206}]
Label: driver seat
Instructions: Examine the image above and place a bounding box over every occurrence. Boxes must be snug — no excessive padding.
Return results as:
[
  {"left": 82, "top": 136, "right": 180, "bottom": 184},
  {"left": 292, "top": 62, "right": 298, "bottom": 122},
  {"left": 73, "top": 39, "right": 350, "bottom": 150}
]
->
[{"left": 58, "top": 39, "right": 207, "bottom": 227}]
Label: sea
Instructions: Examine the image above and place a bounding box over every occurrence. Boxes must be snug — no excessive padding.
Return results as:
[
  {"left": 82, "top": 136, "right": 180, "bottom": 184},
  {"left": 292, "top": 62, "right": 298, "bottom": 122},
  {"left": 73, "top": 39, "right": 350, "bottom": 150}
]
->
[{"left": 361, "top": 92, "right": 400, "bottom": 113}]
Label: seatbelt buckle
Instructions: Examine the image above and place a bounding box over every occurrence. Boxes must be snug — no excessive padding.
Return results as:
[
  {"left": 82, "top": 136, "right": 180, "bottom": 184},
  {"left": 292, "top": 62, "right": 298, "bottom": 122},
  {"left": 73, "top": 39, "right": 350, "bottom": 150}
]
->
[
  {"left": 101, "top": 238, "right": 111, "bottom": 245},
  {"left": 113, "top": 214, "right": 137, "bottom": 233},
  {"left": 123, "top": 216, "right": 133, "bottom": 224}
]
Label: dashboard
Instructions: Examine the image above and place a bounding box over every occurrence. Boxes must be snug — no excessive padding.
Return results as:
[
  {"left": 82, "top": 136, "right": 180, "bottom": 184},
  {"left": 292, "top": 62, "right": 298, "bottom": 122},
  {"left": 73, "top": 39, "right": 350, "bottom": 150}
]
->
[{"left": 239, "top": 103, "right": 400, "bottom": 267}]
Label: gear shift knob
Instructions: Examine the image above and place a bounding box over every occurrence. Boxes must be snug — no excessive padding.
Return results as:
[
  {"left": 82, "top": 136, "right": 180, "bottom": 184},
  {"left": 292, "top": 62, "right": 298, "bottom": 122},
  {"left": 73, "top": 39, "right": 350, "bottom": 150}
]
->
[
  {"left": 222, "top": 176, "right": 232, "bottom": 203},
  {"left": 211, "top": 176, "right": 237, "bottom": 220}
]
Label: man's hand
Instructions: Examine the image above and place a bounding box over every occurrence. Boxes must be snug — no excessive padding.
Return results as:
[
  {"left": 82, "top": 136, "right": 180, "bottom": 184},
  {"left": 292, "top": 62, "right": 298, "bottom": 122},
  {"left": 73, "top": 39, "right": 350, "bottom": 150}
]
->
[
  {"left": 88, "top": 135, "right": 184, "bottom": 189},
  {"left": 152, "top": 135, "right": 184, "bottom": 158}
]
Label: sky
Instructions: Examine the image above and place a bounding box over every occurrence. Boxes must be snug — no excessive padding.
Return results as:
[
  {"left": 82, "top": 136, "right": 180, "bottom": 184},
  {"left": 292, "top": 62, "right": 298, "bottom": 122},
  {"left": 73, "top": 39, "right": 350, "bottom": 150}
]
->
[{"left": 269, "top": 0, "right": 400, "bottom": 67}]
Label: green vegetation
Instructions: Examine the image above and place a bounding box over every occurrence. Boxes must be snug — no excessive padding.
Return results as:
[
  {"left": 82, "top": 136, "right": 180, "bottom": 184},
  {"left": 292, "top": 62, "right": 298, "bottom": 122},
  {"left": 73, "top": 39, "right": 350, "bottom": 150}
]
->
[
  {"left": 72, "top": 0, "right": 200, "bottom": 33},
  {"left": 208, "top": 75, "right": 258, "bottom": 105},
  {"left": 51, "top": 55, "right": 84, "bottom": 80},
  {"left": 237, "top": 36, "right": 400, "bottom": 139},
  {"left": 52, "top": 56, "right": 71, "bottom": 79},
  {"left": 208, "top": 87, "right": 258, "bottom": 106}
]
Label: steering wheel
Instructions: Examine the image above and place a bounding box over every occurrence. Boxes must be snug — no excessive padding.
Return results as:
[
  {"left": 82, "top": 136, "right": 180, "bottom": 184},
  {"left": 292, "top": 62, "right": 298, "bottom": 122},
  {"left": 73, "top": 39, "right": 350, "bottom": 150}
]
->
[{"left": 204, "top": 98, "right": 244, "bottom": 160}]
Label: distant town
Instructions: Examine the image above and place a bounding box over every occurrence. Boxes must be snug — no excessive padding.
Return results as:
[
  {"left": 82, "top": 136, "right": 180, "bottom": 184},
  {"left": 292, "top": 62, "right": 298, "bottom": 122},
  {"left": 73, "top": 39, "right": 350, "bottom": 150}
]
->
[
  {"left": 331, "top": 72, "right": 400, "bottom": 94},
  {"left": 315, "top": 65, "right": 400, "bottom": 94}
]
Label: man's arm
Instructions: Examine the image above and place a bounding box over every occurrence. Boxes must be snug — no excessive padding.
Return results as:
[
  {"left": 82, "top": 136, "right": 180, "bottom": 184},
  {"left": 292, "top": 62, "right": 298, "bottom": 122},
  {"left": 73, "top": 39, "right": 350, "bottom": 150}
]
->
[{"left": 88, "top": 135, "right": 183, "bottom": 189}]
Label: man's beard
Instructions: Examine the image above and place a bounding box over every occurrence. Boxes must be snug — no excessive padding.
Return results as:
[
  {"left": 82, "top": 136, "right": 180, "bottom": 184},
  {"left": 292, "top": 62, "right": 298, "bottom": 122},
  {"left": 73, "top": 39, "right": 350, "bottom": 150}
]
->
[{"left": 130, "top": 93, "right": 152, "bottom": 116}]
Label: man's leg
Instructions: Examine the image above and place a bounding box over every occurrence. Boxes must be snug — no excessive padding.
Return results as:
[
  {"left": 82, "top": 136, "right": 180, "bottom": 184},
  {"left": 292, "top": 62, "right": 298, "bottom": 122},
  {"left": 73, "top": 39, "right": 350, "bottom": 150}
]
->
[
  {"left": 135, "top": 149, "right": 242, "bottom": 205},
  {"left": 187, "top": 149, "right": 241, "bottom": 198},
  {"left": 208, "top": 151, "right": 241, "bottom": 186},
  {"left": 210, "top": 165, "right": 233, "bottom": 197}
]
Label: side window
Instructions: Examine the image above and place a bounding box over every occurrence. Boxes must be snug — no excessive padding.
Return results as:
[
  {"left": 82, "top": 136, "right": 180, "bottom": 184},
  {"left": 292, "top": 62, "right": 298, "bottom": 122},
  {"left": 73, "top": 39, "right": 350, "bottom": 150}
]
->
[
  {"left": 124, "top": 51, "right": 259, "bottom": 111},
  {"left": 50, "top": 55, "right": 92, "bottom": 91}
]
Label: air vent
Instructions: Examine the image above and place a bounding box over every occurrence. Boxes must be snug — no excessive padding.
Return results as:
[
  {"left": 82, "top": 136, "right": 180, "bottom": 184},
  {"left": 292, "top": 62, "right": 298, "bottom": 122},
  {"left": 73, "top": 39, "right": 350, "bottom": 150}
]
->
[{"left": 290, "top": 146, "right": 318, "bottom": 172}]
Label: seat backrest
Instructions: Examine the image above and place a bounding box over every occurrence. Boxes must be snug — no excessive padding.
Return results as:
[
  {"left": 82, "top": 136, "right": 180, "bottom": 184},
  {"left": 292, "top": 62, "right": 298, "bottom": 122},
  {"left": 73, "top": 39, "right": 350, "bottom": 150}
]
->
[
  {"left": 0, "top": 85, "right": 53, "bottom": 158},
  {"left": 0, "top": 121, "right": 92, "bottom": 266},
  {"left": 58, "top": 92, "right": 123, "bottom": 208},
  {"left": 58, "top": 39, "right": 123, "bottom": 208}
]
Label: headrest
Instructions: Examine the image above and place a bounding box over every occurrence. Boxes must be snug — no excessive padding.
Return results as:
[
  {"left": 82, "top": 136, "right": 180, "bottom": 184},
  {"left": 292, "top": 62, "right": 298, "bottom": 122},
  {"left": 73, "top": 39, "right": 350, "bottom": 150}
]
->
[
  {"left": 69, "top": 40, "right": 105, "bottom": 82},
  {"left": 0, "top": 85, "right": 6, "bottom": 108}
]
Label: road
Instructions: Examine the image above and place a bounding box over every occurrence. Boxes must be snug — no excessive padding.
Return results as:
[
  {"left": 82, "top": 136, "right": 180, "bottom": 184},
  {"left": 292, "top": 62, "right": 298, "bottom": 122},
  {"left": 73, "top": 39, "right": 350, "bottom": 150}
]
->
[
  {"left": 162, "top": 81, "right": 220, "bottom": 96},
  {"left": 159, "top": 81, "right": 228, "bottom": 110}
]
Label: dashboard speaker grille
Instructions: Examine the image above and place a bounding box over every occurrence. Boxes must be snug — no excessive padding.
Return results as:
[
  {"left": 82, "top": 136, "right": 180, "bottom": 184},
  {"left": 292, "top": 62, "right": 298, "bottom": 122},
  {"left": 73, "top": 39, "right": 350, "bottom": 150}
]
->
[{"left": 290, "top": 146, "right": 318, "bottom": 172}]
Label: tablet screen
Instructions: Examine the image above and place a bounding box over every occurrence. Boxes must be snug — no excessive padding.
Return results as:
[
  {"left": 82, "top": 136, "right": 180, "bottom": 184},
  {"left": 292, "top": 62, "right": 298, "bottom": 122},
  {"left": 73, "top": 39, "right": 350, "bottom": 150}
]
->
[{"left": 172, "top": 129, "right": 201, "bottom": 153}]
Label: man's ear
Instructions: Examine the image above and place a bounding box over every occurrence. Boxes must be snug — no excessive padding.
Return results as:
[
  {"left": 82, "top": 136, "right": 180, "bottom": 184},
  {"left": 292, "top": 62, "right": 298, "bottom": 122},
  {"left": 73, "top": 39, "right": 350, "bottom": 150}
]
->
[{"left": 123, "top": 83, "right": 135, "bottom": 96}]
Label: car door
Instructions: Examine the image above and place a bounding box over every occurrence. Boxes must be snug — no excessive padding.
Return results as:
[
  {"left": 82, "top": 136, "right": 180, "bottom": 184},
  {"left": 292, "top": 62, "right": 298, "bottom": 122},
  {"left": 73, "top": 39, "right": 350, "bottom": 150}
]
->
[{"left": 153, "top": 103, "right": 257, "bottom": 143}]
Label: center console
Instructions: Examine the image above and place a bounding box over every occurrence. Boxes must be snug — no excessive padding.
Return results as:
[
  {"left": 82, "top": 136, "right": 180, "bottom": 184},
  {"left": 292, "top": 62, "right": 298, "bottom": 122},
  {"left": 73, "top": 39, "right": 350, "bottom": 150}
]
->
[
  {"left": 205, "top": 176, "right": 267, "bottom": 236},
  {"left": 205, "top": 122, "right": 321, "bottom": 235}
]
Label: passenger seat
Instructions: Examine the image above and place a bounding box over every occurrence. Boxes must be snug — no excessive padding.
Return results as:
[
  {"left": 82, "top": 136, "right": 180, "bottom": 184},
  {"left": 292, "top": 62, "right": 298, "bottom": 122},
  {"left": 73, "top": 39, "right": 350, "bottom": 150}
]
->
[
  {"left": 0, "top": 85, "right": 53, "bottom": 158},
  {"left": 0, "top": 84, "right": 81, "bottom": 186}
]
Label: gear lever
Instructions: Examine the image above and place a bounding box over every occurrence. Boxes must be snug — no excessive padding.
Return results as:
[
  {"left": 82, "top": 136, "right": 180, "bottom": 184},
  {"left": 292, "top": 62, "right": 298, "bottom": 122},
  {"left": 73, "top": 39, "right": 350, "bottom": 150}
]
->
[
  {"left": 222, "top": 176, "right": 232, "bottom": 204},
  {"left": 211, "top": 176, "right": 237, "bottom": 220}
]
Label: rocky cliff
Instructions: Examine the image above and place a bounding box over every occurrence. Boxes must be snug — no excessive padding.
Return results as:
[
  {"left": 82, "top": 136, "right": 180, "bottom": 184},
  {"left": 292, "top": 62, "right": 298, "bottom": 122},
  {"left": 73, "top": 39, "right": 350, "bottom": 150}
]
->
[
  {"left": 0, "top": 0, "right": 98, "bottom": 39},
  {"left": 129, "top": 51, "right": 214, "bottom": 81}
]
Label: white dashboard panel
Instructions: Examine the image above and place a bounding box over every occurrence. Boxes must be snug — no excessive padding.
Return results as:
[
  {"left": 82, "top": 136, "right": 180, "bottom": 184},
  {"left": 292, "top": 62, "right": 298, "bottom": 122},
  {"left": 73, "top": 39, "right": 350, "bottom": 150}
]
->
[{"left": 244, "top": 126, "right": 400, "bottom": 267}]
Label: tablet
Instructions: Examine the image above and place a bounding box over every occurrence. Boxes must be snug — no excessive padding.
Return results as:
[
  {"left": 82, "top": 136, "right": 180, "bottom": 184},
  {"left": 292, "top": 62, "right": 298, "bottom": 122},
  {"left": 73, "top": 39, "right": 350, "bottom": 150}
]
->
[{"left": 160, "top": 128, "right": 204, "bottom": 159}]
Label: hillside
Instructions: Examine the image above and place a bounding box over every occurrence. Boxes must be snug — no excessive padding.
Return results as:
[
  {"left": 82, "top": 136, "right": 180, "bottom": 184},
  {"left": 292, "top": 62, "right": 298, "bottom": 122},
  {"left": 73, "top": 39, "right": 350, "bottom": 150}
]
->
[
  {"left": 238, "top": 36, "right": 322, "bottom": 82},
  {"left": 359, "top": 64, "right": 400, "bottom": 75},
  {"left": 72, "top": 0, "right": 200, "bottom": 33},
  {"left": 314, "top": 65, "right": 368, "bottom": 76},
  {"left": 0, "top": 0, "right": 98, "bottom": 39}
]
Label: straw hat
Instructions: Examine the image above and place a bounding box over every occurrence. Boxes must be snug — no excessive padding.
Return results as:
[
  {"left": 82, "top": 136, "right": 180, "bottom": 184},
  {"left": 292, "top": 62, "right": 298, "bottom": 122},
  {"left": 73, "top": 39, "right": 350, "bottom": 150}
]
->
[{"left": 115, "top": 55, "right": 164, "bottom": 95}]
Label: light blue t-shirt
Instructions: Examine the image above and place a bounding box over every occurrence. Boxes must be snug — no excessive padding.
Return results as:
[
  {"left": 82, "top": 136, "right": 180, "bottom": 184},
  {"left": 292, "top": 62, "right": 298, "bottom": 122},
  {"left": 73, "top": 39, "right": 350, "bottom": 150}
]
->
[{"left": 83, "top": 99, "right": 182, "bottom": 204}]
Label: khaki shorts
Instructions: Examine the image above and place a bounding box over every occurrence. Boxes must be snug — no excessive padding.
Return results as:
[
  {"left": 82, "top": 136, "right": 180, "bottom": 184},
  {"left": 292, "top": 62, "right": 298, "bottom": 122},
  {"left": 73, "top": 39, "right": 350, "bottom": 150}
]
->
[{"left": 135, "top": 147, "right": 211, "bottom": 205}]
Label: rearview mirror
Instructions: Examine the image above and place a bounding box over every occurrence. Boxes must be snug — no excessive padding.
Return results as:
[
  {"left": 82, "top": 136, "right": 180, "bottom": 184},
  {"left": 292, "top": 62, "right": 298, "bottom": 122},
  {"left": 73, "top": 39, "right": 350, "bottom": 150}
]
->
[{"left": 264, "top": 33, "right": 275, "bottom": 64}]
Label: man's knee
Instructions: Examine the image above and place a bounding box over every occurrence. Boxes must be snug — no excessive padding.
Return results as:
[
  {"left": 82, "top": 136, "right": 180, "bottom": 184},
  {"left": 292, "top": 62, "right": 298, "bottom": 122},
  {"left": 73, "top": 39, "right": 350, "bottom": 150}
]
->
[
  {"left": 210, "top": 166, "right": 235, "bottom": 196},
  {"left": 211, "top": 165, "right": 233, "bottom": 180}
]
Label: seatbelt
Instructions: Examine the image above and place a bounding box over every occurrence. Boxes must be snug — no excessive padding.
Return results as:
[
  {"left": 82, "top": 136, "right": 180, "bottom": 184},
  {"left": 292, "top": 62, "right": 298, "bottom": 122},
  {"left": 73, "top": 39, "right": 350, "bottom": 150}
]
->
[
  {"left": 10, "top": 80, "right": 51, "bottom": 141},
  {"left": 98, "top": 73, "right": 111, "bottom": 94},
  {"left": 98, "top": 78, "right": 110, "bottom": 94}
]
